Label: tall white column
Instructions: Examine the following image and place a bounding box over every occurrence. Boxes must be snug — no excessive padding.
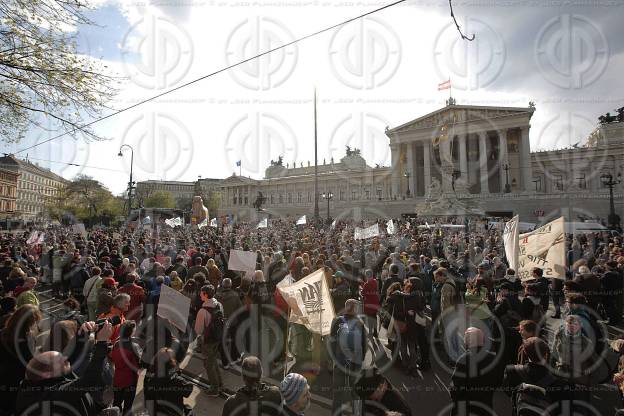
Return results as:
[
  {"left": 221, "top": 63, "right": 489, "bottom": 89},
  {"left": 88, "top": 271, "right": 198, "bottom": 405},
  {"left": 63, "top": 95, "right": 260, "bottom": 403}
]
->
[
  {"left": 406, "top": 142, "right": 415, "bottom": 197},
  {"left": 459, "top": 134, "right": 468, "bottom": 179},
  {"left": 498, "top": 129, "right": 508, "bottom": 192},
  {"left": 478, "top": 131, "right": 489, "bottom": 194},
  {"left": 390, "top": 144, "right": 400, "bottom": 198},
  {"left": 423, "top": 141, "right": 431, "bottom": 194},
  {"left": 521, "top": 126, "right": 532, "bottom": 192}
]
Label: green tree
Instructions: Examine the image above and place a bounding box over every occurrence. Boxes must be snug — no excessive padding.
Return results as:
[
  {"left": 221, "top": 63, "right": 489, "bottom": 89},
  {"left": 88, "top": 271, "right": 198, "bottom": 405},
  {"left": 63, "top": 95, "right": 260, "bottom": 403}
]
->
[
  {"left": 45, "top": 174, "right": 118, "bottom": 223},
  {"left": 144, "top": 190, "right": 175, "bottom": 208},
  {"left": 0, "top": 0, "right": 116, "bottom": 143}
]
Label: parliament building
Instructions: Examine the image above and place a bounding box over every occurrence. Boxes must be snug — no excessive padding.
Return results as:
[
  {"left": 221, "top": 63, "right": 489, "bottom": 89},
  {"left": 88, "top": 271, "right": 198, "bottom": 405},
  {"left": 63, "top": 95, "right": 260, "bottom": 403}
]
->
[{"left": 215, "top": 102, "right": 624, "bottom": 225}]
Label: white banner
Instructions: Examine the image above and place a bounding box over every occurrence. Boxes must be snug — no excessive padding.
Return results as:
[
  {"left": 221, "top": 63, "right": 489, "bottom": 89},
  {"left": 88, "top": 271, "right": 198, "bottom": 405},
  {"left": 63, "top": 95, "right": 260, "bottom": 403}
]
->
[
  {"left": 26, "top": 232, "right": 39, "bottom": 245},
  {"left": 503, "top": 215, "right": 519, "bottom": 272},
  {"left": 277, "top": 269, "right": 335, "bottom": 336},
  {"left": 165, "top": 217, "right": 183, "bottom": 228},
  {"left": 354, "top": 224, "right": 379, "bottom": 240},
  {"left": 157, "top": 284, "right": 191, "bottom": 332},
  {"left": 296, "top": 215, "right": 307, "bottom": 225},
  {"left": 257, "top": 218, "right": 267, "bottom": 229},
  {"left": 518, "top": 216, "right": 566, "bottom": 281},
  {"left": 386, "top": 219, "right": 396, "bottom": 235},
  {"left": 209, "top": 218, "right": 217, "bottom": 228},
  {"left": 228, "top": 249, "right": 257, "bottom": 273},
  {"left": 142, "top": 216, "right": 151, "bottom": 225},
  {"left": 197, "top": 218, "right": 208, "bottom": 229}
]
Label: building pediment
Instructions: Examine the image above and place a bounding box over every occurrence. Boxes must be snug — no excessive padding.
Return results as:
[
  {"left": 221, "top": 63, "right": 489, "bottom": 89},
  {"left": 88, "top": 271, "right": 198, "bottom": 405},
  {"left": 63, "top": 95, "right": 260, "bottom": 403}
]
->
[
  {"left": 221, "top": 175, "right": 258, "bottom": 186},
  {"left": 387, "top": 105, "right": 534, "bottom": 135}
]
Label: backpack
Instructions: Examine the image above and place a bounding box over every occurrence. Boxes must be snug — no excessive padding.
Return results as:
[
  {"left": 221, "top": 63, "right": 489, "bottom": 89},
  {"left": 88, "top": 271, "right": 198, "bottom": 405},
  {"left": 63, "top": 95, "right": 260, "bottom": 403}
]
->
[
  {"left": 335, "top": 316, "right": 364, "bottom": 366},
  {"left": 203, "top": 305, "right": 225, "bottom": 343},
  {"left": 515, "top": 383, "right": 554, "bottom": 416},
  {"left": 443, "top": 280, "right": 462, "bottom": 306}
]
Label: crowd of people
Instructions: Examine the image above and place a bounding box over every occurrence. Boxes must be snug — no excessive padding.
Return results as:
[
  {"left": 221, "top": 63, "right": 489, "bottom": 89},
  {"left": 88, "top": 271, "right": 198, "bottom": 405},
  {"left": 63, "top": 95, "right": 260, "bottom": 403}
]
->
[{"left": 0, "top": 216, "right": 622, "bottom": 415}]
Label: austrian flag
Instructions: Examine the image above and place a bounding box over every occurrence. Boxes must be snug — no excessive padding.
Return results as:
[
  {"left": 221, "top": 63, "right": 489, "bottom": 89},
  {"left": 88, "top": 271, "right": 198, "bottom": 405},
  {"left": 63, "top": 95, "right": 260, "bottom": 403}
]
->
[{"left": 438, "top": 79, "right": 451, "bottom": 90}]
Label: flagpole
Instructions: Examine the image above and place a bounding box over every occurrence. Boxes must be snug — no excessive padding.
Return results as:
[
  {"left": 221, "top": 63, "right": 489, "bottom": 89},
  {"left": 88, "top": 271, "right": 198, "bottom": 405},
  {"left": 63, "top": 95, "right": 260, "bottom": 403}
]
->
[
  {"left": 313, "top": 88, "right": 320, "bottom": 221},
  {"left": 239, "top": 161, "right": 242, "bottom": 177},
  {"left": 449, "top": 76, "right": 452, "bottom": 101}
]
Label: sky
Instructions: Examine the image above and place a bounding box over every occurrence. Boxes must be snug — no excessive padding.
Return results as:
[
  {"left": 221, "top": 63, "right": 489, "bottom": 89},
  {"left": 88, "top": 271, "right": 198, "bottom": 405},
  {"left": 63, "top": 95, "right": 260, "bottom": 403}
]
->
[{"left": 1, "top": 0, "right": 623, "bottom": 195}]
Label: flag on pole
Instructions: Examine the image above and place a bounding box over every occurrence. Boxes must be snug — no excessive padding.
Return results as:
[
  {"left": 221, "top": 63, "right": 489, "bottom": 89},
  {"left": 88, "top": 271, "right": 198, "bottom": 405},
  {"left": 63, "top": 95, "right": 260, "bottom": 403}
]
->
[
  {"left": 330, "top": 219, "right": 336, "bottom": 229},
  {"left": 142, "top": 216, "right": 151, "bottom": 225},
  {"left": 209, "top": 218, "right": 217, "bottom": 227},
  {"left": 277, "top": 269, "right": 335, "bottom": 336},
  {"left": 296, "top": 215, "right": 307, "bottom": 225},
  {"left": 386, "top": 219, "right": 396, "bottom": 235},
  {"left": 503, "top": 215, "right": 519, "bottom": 272},
  {"left": 257, "top": 218, "right": 267, "bottom": 229},
  {"left": 438, "top": 79, "right": 451, "bottom": 90},
  {"left": 236, "top": 160, "right": 241, "bottom": 167},
  {"left": 198, "top": 218, "right": 208, "bottom": 229},
  {"left": 517, "top": 216, "right": 566, "bottom": 281}
]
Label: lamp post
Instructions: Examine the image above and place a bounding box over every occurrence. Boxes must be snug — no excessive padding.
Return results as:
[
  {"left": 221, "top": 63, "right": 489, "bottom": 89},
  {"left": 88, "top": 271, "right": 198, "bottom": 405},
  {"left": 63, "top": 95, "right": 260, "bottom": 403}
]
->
[
  {"left": 600, "top": 172, "right": 621, "bottom": 230},
  {"left": 118, "top": 144, "right": 135, "bottom": 217},
  {"left": 321, "top": 191, "right": 333, "bottom": 222},
  {"left": 404, "top": 171, "right": 411, "bottom": 197},
  {"left": 503, "top": 163, "right": 511, "bottom": 193}
]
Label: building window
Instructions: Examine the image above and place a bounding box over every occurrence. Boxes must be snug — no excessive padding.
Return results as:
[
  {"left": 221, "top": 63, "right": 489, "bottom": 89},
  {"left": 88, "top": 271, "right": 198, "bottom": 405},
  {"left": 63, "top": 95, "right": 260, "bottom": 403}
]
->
[
  {"left": 279, "top": 194, "right": 283, "bottom": 204},
  {"left": 554, "top": 174, "right": 563, "bottom": 191},
  {"left": 233, "top": 196, "right": 237, "bottom": 205},
  {"left": 298, "top": 192, "right": 302, "bottom": 203},
  {"left": 352, "top": 191, "right": 357, "bottom": 200},
  {"left": 270, "top": 194, "right": 274, "bottom": 204},
  {"left": 340, "top": 190, "right": 345, "bottom": 201},
  {"left": 508, "top": 137, "right": 520, "bottom": 153},
  {"left": 244, "top": 196, "right": 248, "bottom": 205},
  {"left": 577, "top": 173, "right": 586, "bottom": 189},
  {"left": 377, "top": 189, "right": 382, "bottom": 200},
  {"left": 288, "top": 193, "right": 292, "bottom": 204},
  {"left": 307, "top": 192, "right": 311, "bottom": 203},
  {"left": 532, "top": 176, "right": 542, "bottom": 192},
  {"left": 365, "top": 189, "right": 370, "bottom": 200}
]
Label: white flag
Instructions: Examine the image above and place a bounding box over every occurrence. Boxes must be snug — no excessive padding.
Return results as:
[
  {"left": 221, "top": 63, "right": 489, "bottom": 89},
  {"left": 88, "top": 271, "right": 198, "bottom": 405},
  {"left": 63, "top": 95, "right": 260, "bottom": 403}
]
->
[
  {"left": 165, "top": 218, "right": 175, "bottom": 228},
  {"left": 210, "top": 218, "right": 217, "bottom": 228},
  {"left": 277, "top": 269, "right": 335, "bottom": 336},
  {"left": 517, "top": 216, "right": 566, "bottom": 281},
  {"left": 142, "top": 216, "right": 151, "bottom": 225},
  {"left": 386, "top": 219, "right": 396, "bottom": 235},
  {"left": 26, "top": 232, "right": 39, "bottom": 245},
  {"left": 503, "top": 215, "right": 519, "bottom": 272},
  {"left": 296, "top": 215, "right": 307, "bottom": 225},
  {"left": 354, "top": 224, "right": 380, "bottom": 240},
  {"left": 331, "top": 220, "right": 336, "bottom": 229},
  {"left": 257, "top": 218, "right": 267, "bottom": 228},
  {"left": 198, "top": 219, "right": 208, "bottom": 229}
]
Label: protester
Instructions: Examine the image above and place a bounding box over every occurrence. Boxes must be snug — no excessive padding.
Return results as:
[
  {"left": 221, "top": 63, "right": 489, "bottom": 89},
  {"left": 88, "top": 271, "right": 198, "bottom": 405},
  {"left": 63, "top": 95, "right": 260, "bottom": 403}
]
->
[
  {"left": 279, "top": 373, "right": 311, "bottom": 416},
  {"left": 354, "top": 368, "right": 412, "bottom": 416},
  {"left": 111, "top": 320, "right": 141, "bottom": 416},
  {"left": 195, "top": 284, "right": 224, "bottom": 396},
  {"left": 15, "top": 276, "right": 39, "bottom": 307},
  {"left": 143, "top": 347, "right": 194, "bottom": 416},
  {"left": 222, "top": 355, "right": 282, "bottom": 416},
  {"left": 83, "top": 266, "right": 103, "bottom": 321}
]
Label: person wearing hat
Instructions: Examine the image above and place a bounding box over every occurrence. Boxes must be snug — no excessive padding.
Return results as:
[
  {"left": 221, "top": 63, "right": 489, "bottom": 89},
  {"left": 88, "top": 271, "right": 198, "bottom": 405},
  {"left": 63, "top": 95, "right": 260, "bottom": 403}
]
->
[
  {"left": 279, "top": 373, "right": 311, "bottom": 416},
  {"left": 354, "top": 368, "right": 412, "bottom": 416},
  {"left": 330, "top": 270, "right": 351, "bottom": 314},
  {"left": 222, "top": 356, "right": 282, "bottom": 416},
  {"left": 96, "top": 271, "right": 118, "bottom": 317}
]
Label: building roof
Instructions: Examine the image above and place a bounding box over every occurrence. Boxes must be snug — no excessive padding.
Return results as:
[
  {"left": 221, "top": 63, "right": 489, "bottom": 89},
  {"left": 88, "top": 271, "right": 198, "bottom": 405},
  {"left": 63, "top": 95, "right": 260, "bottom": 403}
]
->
[{"left": 0, "top": 155, "right": 67, "bottom": 183}]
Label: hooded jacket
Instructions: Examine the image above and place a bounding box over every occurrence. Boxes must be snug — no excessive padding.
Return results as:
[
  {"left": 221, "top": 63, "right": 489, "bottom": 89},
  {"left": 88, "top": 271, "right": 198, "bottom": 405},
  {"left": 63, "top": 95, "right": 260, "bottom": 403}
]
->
[{"left": 222, "top": 383, "right": 283, "bottom": 416}]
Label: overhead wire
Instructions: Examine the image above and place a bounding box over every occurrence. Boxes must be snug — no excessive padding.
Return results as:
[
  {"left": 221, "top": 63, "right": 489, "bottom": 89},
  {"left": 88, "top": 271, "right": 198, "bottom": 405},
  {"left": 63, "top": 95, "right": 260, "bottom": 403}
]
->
[{"left": 15, "top": 0, "right": 474, "bottom": 155}]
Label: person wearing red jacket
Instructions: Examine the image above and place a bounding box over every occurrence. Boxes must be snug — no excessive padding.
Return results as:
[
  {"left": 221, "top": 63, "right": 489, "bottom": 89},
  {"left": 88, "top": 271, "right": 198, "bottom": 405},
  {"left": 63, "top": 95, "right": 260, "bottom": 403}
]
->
[
  {"left": 111, "top": 320, "right": 141, "bottom": 415},
  {"left": 361, "top": 269, "right": 380, "bottom": 337},
  {"left": 118, "top": 273, "right": 146, "bottom": 321}
]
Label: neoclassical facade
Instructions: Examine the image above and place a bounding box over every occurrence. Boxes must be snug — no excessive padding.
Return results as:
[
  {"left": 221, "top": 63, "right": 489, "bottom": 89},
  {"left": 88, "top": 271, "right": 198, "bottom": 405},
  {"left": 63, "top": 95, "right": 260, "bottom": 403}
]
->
[{"left": 217, "top": 102, "right": 624, "bottom": 224}]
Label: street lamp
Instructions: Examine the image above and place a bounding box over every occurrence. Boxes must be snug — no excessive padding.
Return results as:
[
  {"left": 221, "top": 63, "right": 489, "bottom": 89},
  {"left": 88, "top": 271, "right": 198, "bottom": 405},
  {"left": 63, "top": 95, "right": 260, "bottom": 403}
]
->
[
  {"left": 118, "top": 144, "right": 135, "bottom": 217},
  {"left": 503, "top": 163, "right": 511, "bottom": 193},
  {"left": 404, "top": 171, "right": 411, "bottom": 197},
  {"left": 321, "top": 191, "right": 333, "bottom": 222},
  {"left": 600, "top": 172, "right": 622, "bottom": 230}
]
